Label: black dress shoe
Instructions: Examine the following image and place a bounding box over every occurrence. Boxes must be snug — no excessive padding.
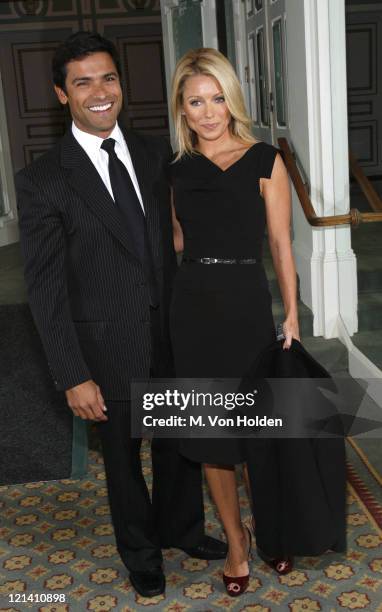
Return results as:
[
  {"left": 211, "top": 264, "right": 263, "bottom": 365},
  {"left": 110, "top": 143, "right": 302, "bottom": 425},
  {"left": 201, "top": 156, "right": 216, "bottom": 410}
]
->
[
  {"left": 179, "top": 535, "right": 228, "bottom": 560},
  {"left": 129, "top": 569, "right": 165, "bottom": 597}
]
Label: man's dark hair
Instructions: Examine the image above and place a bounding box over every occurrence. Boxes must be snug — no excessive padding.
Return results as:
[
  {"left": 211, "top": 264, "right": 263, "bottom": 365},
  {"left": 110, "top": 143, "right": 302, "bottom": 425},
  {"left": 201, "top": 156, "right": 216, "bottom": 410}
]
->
[{"left": 52, "top": 31, "right": 122, "bottom": 91}]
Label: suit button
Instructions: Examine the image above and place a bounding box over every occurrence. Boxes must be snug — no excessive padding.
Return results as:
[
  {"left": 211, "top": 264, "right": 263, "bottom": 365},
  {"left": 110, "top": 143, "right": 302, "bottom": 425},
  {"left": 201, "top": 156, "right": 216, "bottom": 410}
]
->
[{"left": 137, "top": 281, "right": 147, "bottom": 287}]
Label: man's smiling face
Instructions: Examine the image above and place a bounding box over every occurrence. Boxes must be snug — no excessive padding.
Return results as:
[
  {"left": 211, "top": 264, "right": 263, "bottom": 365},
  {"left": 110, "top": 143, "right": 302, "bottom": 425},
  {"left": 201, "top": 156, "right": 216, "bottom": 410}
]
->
[{"left": 54, "top": 51, "right": 123, "bottom": 138}]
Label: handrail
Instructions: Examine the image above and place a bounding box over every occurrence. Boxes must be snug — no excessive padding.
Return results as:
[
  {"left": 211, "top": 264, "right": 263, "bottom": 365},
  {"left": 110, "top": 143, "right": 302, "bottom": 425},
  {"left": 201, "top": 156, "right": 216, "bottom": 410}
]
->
[
  {"left": 277, "top": 137, "right": 382, "bottom": 227},
  {"left": 348, "top": 151, "right": 382, "bottom": 213}
]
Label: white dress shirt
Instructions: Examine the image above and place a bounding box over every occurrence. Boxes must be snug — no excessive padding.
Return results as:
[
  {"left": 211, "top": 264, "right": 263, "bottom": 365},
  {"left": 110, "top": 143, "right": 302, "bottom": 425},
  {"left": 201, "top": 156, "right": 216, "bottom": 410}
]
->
[{"left": 71, "top": 121, "right": 145, "bottom": 213}]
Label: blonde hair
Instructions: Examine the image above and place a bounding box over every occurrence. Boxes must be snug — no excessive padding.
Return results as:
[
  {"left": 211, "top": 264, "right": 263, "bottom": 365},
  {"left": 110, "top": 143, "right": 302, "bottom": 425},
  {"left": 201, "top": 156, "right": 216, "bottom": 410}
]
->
[{"left": 171, "top": 48, "right": 255, "bottom": 159}]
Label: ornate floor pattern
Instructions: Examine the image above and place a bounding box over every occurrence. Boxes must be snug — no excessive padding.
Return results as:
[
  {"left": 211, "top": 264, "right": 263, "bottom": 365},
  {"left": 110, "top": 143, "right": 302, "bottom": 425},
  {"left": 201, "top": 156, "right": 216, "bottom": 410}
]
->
[{"left": 0, "top": 439, "right": 381, "bottom": 612}]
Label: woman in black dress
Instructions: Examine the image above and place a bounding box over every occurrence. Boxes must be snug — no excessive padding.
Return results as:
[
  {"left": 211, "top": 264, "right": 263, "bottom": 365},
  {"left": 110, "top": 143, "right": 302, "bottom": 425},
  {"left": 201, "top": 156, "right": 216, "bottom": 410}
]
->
[{"left": 169, "top": 48, "right": 299, "bottom": 596}]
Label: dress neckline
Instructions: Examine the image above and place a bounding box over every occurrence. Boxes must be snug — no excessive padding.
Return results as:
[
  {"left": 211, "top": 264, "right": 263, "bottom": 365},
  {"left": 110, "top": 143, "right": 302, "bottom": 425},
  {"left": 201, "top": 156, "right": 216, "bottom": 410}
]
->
[{"left": 197, "top": 141, "right": 262, "bottom": 173}]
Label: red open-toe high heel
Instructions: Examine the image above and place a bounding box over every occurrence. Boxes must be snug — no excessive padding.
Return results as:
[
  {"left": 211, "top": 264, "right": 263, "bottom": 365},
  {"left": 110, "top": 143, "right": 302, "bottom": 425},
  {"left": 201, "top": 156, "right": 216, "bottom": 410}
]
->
[
  {"left": 251, "top": 516, "right": 293, "bottom": 575},
  {"left": 223, "top": 526, "right": 252, "bottom": 597},
  {"left": 257, "top": 547, "right": 293, "bottom": 575}
]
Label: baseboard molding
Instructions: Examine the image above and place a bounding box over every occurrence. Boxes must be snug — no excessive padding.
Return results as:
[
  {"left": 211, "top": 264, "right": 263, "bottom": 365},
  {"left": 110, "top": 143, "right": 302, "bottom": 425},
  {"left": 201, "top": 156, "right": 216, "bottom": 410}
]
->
[
  {"left": 0, "top": 219, "right": 19, "bottom": 247},
  {"left": 293, "top": 241, "right": 358, "bottom": 338},
  {"left": 338, "top": 249, "right": 358, "bottom": 336}
]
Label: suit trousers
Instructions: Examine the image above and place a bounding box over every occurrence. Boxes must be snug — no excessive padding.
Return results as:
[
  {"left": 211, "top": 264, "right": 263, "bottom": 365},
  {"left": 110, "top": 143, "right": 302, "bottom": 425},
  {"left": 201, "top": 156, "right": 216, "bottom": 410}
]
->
[{"left": 96, "top": 307, "right": 205, "bottom": 571}]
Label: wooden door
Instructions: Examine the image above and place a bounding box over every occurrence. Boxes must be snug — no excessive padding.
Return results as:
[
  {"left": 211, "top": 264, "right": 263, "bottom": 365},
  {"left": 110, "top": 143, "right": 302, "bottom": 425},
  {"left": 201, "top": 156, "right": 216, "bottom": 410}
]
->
[
  {"left": 0, "top": 0, "right": 167, "bottom": 174},
  {"left": 346, "top": 7, "right": 382, "bottom": 176}
]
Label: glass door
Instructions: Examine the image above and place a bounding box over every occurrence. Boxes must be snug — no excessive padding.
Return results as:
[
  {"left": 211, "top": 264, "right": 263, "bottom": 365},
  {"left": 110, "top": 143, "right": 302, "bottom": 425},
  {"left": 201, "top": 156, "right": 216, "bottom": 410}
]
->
[
  {"left": 267, "top": 0, "right": 288, "bottom": 143},
  {"left": 243, "top": 0, "right": 289, "bottom": 145}
]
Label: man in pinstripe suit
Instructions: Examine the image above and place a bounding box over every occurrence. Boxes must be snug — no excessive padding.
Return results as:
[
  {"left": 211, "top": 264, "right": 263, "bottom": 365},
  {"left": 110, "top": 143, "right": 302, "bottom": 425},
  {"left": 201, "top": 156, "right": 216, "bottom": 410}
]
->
[{"left": 16, "top": 32, "right": 226, "bottom": 598}]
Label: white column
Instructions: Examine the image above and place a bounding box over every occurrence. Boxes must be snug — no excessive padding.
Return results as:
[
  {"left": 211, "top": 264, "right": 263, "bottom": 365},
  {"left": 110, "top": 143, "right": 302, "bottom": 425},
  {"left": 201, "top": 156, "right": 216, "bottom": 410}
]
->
[
  {"left": 301, "top": 0, "right": 357, "bottom": 337},
  {"left": 329, "top": 0, "right": 358, "bottom": 336}
]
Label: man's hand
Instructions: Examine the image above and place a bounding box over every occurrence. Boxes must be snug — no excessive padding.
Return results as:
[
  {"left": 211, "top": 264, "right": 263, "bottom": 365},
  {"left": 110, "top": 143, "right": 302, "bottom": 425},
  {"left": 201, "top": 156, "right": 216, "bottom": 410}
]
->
[{"left": 65, "top": 380, "right": 108, "bottom": 421}]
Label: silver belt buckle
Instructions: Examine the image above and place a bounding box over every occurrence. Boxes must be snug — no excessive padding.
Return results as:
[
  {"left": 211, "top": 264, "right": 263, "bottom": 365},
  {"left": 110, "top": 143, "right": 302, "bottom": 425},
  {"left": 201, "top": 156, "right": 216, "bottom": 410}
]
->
[{"left": 201, "top": 257, "right": 218, "bottom": 264}]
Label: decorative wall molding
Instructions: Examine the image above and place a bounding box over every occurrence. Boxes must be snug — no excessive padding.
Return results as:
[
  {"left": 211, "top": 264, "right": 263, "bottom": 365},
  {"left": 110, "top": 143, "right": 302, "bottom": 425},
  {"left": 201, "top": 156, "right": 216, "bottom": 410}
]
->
[
  {"left": 26, "top": 122, "right": 66, "bottom": 139},
  {"left": 346, "top": 11, "right": 381, "bottom": 175},
  {"left": 348, "top": 101, "right": 373, "bottom": 116},
  {"left": 349, "top": 121, "right": 377, "bottom": 164},
  {"left": 346, "top": 3, "right": 382, "bottom": 13},
  {"left": 347, "top": 24, "right": 376, "bottom": 95},
  {"left": 19, "top": 1, "right": 44, "bottom": 17},
  {"left": 14, "top": 43, "right": 62, "bottom": 117},
  {"left": 122, "top": 37, "right": 166, "bottom": 104},
  {"left": 0, "top": 0, "right": 160, "bottom": 21}
]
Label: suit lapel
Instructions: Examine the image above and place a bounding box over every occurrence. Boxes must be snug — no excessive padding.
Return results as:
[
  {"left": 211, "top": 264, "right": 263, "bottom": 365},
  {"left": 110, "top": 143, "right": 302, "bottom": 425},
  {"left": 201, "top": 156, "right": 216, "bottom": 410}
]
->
[{"left": 60, "top": 130, "right": 141, "bottom": 261}]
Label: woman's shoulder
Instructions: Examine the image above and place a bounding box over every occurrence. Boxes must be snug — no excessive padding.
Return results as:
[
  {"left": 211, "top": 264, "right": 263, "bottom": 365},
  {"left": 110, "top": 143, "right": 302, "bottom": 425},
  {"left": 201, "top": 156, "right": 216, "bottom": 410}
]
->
[
  {"left": 235, "top": 139, "right": 279, "bottom": 164},
  {"left": 252, "top": 140, "right": 279, "bottom": 155},
  {"left": 252, "top": 140, "right": 280, "bottom": 178}
]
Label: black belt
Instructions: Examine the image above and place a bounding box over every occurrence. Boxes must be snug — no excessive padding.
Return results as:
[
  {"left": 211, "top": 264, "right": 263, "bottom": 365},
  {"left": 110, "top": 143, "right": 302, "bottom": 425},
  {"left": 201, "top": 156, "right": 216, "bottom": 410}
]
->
[{"left": 182, "top": 257, "right": 261, "bottom": 264}]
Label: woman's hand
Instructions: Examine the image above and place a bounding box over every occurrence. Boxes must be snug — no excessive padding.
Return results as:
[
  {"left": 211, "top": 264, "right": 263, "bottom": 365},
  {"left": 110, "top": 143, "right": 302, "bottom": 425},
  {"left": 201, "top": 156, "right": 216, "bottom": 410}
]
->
[{"left": 282, "top": 317, "right": 300, "bottom": 349}]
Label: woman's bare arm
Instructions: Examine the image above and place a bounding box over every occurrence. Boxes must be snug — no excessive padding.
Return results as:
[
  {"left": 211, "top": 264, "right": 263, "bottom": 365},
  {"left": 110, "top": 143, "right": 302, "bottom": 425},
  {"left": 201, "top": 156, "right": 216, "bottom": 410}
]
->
[
  {"left": 261, "top": 154, "right": 300, "bottom": 348},
  {"left": 171, "top": 188, "right": 184, "bottom": 253}
]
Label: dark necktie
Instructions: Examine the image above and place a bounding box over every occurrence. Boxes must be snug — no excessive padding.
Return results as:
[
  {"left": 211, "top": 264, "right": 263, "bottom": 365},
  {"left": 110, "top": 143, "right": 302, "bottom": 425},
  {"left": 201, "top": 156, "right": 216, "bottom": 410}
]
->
[
  {"left": 101, "top": 137, "right": 145, "bottom": 258},
  {"left": 101, "top": 138, "right": 159, "bottom": 307}
]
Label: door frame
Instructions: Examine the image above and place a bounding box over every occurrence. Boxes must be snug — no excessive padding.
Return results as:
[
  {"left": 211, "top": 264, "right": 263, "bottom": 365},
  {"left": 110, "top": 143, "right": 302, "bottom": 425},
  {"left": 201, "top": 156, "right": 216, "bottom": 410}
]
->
[
  {"left": 0, "top": 70, "right": 18, "bottom": 247},
  {"left": 160, "top": 0, "right": 218, "bottom": 146}
]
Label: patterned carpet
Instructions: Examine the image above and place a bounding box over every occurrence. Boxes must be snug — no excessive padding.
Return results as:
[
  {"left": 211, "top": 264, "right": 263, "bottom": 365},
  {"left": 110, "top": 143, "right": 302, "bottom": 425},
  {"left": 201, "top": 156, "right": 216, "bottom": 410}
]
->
[{"left": 0, "top": 439, "right": 381, "bottom": 612}]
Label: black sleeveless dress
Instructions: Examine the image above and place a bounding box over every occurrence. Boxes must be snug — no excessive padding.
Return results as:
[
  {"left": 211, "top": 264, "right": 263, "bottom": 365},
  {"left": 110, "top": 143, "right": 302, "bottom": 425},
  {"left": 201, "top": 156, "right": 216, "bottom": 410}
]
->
[{"left": 169, "top": 142, "right": 278, "bottom": 464}]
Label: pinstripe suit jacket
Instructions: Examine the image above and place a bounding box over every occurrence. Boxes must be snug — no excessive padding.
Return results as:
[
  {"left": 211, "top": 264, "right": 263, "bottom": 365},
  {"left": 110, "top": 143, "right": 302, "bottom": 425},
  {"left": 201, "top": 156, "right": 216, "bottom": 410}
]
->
[{"left": 16, "top": 127, "right": 175, "bottom": 399}]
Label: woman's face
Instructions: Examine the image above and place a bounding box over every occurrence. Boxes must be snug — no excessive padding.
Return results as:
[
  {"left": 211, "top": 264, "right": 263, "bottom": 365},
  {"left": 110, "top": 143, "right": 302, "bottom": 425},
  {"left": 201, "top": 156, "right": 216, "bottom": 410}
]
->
[{"left": 181, "top": 74, "right": 231, "bottom": 143}]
